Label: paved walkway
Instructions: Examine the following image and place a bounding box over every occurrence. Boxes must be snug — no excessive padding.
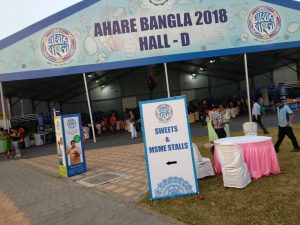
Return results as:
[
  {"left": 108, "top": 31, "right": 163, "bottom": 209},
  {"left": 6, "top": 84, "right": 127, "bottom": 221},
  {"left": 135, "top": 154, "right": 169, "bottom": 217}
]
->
[
  {"left": 22, "top": 143, "right": 148, "bottom": 201},
  {"left": 0, "top": 190, "right": 31, "bottom": 225},
  {"left": 1, "top": 113, "right": 299, "bottom": 224},
  {"left": 0, "top": 160, "right": 180, "bottom": 225}
]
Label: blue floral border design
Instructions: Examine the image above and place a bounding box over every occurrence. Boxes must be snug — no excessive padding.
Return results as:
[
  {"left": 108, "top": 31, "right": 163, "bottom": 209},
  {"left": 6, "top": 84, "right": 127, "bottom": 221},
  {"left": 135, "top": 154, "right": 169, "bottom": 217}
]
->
[{"left": 155, "top": 176, "right": 193, "bottom": 198}]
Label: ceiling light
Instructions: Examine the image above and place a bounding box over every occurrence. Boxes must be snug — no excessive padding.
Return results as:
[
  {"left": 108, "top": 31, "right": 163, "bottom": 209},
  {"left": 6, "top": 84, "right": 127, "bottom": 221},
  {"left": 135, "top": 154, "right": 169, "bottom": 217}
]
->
[
  {"left": 101, "top": 84, "right": 106, "bottom": 88},
  {"left": 209, "top": 59, "right": 215, "bottom": 64},
  {"left": 96, "top": 80, "right": 100, "bottom": 83},
  {"left": 199, "top": 67, "right": 204, "bottom": 71}
]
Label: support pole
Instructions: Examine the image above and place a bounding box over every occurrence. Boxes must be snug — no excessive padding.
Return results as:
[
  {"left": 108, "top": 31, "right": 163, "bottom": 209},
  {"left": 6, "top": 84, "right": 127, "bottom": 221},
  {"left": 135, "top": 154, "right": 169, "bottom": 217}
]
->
[
  {"left": 83, "top": 73, "right": 96, "bottom": 143},
  {"left": 0, "top": 82, "right": 7, "bottom": 129},
  {"left": 244, "top": 54, "right": 252, "bottom": 122},
  {"left": 20, "top": 98, "right": 24, "bottom": 116},
  {"left": 164, "top": 63, "right": 171, "bottom": 98},
  {"left": 297, "top": 61, "right": 300, "bottom": 81},
  {"left": 208, "top": 77, "right": 212, "bottom": 98}
]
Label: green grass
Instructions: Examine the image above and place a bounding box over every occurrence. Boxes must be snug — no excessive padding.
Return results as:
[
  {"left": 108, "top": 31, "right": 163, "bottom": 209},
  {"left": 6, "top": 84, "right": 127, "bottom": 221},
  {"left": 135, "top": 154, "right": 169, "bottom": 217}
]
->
[{"left": 138, "top": 124, "right": 300, "bottom": 225}]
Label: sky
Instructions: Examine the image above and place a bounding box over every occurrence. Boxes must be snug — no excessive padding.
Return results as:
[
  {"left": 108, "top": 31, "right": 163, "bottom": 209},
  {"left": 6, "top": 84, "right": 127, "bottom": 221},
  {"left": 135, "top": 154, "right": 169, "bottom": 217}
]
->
[
  {"left": 0, "top": 0, "right": 300, "bottom": 40},
  {"left": 0, "top": 0, "right": 81, "bottom": 40}
]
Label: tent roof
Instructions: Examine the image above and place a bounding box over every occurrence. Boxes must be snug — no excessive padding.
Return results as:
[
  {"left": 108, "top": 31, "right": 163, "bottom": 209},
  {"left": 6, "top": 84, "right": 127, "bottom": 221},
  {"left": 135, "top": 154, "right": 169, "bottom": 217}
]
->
[
  {"left": 3, "top": 47, "right": 299, "bottom": 103},
  {"left": 1, "top": 0, "right": 300, "bottom": 101}
]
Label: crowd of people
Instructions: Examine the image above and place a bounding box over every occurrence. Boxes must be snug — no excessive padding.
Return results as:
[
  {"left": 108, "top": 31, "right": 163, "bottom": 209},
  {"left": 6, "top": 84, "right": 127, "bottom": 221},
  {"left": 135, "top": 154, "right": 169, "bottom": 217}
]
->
[
  {"left": 188, "top": 98, "right": 250, "bottom": 128},
  {"left": 83, "top": 108, "right": 141, "bottom": 140},
  {"left": 1, "top": 127, "right": 26, "bottom": 160}
]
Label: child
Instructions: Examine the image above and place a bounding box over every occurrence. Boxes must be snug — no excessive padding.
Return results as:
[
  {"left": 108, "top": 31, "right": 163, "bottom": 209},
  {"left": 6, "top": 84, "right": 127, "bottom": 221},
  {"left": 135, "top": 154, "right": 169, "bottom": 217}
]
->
[{"left": 2, "top": 129, "right": 12, "bottom": 160}]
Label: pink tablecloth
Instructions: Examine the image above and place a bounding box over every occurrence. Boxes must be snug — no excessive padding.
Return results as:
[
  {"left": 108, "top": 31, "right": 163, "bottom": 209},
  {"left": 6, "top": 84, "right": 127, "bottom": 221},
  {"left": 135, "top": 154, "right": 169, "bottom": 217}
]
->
[{"left": 214, "top": 137, "right": 281, "bottom": 179}]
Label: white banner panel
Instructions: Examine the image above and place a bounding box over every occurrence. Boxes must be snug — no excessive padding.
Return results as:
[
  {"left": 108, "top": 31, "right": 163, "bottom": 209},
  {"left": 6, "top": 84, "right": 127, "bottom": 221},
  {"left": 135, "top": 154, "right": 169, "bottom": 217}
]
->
[{"left": 139, "top": 96, "right": 198, "bottom": 200}]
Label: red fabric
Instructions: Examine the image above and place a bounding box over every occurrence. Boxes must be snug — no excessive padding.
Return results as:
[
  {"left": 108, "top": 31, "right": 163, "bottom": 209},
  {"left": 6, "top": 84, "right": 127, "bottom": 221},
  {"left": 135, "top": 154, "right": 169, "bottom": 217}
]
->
[{"left": 110, "top": 116, "right": 117, "bottom": 126}]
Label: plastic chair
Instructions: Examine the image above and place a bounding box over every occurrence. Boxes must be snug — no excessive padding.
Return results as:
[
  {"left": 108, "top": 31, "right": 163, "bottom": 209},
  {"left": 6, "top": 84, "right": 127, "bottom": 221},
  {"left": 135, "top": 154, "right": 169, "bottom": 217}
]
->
[
  {"left": 24, "top": 135, "right": 31, "bottom": 148},
  {"left": 192, "top": 143, "right": 215, "bottom": 179},
  {"left": 33, "top": 133, "right": 44, "bottom": 146},
  {"left": 243, "top": 122, "right": 258, "bottom": 136},
  {"left": 216, "top": 143, "right": 251, "bottom": 188},
  {"left": 82, "top": 127, "right": 90, "bottom": 139},
  {"left": 95, "top": 124, "right": 101, "bottom": 134}
]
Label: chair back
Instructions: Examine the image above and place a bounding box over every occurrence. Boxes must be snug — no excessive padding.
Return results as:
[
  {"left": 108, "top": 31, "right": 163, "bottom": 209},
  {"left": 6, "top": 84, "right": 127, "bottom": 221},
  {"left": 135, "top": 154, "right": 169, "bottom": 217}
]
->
[
  {"left": 192, "top": 143, "right": 202, "bottom": 162},
  {"left": 216, "top": 144, "right": 244, "bottom": 168},
  {"left": 243, "top": 122, "right": 258, "bottom": 136}
]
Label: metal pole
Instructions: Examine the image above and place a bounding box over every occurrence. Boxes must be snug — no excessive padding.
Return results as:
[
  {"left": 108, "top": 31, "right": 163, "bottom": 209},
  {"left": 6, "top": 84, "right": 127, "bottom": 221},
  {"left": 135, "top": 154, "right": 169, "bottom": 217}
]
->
[
  {"left": 164, "top": 63, "right": 171, "bottom": 98},
  {"left": 20, "top": 99, "right": 24, "bottom": 116},
  {"left": 83, "top": 73, "right": 96, "bottom": 143},
  {"left": 0, "top": 82, "right": 7, "bottom": 129},
  {"left": 244, "top": 54, "right": 252, "bottom": 122}
]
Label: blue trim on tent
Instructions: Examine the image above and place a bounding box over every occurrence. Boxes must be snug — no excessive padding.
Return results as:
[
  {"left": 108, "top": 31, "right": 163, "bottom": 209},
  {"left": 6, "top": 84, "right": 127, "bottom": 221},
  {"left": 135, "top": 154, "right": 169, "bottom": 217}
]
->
[
  {"left": 0, "top": 0, "right": 100, "bottom": 50},
  {"left": 262, "top": 0, "right": 300, "bottom": 10},
  {"left": 1, "top": 40, "right": 300, "bottom": 82}
]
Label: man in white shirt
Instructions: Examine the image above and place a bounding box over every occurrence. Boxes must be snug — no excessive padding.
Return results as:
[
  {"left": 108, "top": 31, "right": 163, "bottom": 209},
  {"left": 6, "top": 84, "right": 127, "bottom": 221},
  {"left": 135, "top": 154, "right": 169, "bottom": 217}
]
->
[{"left": 252, "top": 99, "right": 269, "bottom": 134}]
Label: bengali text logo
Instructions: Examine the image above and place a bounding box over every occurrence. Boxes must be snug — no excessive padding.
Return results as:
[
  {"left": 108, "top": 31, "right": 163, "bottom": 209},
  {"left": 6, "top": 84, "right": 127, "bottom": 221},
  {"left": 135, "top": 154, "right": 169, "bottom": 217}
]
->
[
  {"left": 248, "top": 6, "right": 281, "bottom": 41},
  {"left": 67, "top": 119, "right": 76, "bottom": 129},
  {"left": 41, "top": 28, "right": 76, "bottom": 63},
  {"left": 155, "top": 104, "right": 173, "bottom": 123}
]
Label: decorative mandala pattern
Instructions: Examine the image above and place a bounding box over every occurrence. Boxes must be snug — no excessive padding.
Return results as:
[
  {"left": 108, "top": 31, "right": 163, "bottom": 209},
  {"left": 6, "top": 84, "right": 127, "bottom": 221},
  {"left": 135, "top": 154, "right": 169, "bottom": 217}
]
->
[{"left": 155, "top": 176, "right": 193, "bottom": 198}]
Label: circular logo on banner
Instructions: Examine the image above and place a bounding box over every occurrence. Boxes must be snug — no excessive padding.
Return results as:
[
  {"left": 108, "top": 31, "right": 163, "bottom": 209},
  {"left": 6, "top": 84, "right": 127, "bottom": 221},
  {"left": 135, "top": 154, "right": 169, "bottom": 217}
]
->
[
  {"left": 149, "top": 0, "right": 168, "bottom": 6},
  {"left": 155, "top": 104, "right": 173, "bottom": 123},
  {"left": 67, "top": 119, "right": 76, "bottom": 129},
  {"left": 248, "top": 6, "right": 281, "bottom": 40},
  {"left": 41, "top": 28, "right": 76, "bottom": 63}
]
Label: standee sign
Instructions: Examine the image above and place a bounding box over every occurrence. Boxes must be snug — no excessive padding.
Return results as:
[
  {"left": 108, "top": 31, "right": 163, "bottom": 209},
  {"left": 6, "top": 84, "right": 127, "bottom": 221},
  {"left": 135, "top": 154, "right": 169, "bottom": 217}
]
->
[
  {"left": 54, "top": 114, "right": 86, "bottom": 177},
  {"left": 0, "top": 0, "right": 300, "bottom": 81},
  {"left": 139, "top": 96, "right": 198, "bottom": 200}
]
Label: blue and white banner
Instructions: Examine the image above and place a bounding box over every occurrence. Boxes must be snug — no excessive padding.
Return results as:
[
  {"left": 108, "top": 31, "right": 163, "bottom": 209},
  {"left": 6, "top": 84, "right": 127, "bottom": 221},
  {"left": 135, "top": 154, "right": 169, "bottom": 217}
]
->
[
  {"left": 61, "top": 114, "right": 87, "bottom": 177},
  {"left": 139, "top": 96, "right": 198, "bottom": 200},
  {"left": 0, "top": 0, "right": 300, "bottom": 81}
]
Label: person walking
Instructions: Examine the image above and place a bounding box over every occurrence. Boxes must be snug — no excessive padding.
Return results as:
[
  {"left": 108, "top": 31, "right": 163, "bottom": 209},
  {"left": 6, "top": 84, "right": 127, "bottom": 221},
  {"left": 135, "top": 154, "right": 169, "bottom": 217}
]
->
[
  {"left": 252, "top": 99, "right": 269, "bottom": 134},
  {"left": 211, "top": 105, "right": 229, "bottom": 139},
  {"left": 2, "top": 129, "right": 12, "bottom": 160},
  {"left": 274, "top": 99, "right": 300, "bottom": 153},
  {"left": 110, "top": 112, "right": 117, "bottom": 136},
  {"left": 129, "top": 110, "right": 137, "bottom": 139}
]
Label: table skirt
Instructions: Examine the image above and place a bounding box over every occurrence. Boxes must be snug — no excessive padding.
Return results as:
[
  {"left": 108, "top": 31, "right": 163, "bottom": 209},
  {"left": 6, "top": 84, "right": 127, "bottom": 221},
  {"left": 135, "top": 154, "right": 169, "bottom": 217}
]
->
[{"left": 214, "top": 139, "right": 281, "bottom": 179}]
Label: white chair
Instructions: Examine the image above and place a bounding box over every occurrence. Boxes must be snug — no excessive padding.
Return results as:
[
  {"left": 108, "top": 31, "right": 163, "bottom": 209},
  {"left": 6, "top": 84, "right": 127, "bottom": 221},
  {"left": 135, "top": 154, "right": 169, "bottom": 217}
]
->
[
  {"left": 116, "top": 121, "right": 121, "bottom": 131},
  {"left": 243, "top": 122, "right": 258, "bottom": 136},
  {"left": 34, "top": 133, "right": 44, "bottom": 146},
  {"left": 83, "top": 127, "right": 90, "bottom": 139},
  {"left": 216, "top": 144, "right": 251, "bottom": 188},
  {"left": 189, "top": 113, "right": 195, "bottom": 124},
  {"left": 194, "top": 111, "right": 200, "bottom": 121},
  {"left": 192, "top": 143, "right": 215, "bottom": 179},
  {"left": 95, "top": 124, "right": 101, "bottom": 134},
  {"left": 24, "top": 135, "right": 31, "bottom": 148},
  {"left": 230, "top": 108, "right": 236, "bottom": 118}
]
